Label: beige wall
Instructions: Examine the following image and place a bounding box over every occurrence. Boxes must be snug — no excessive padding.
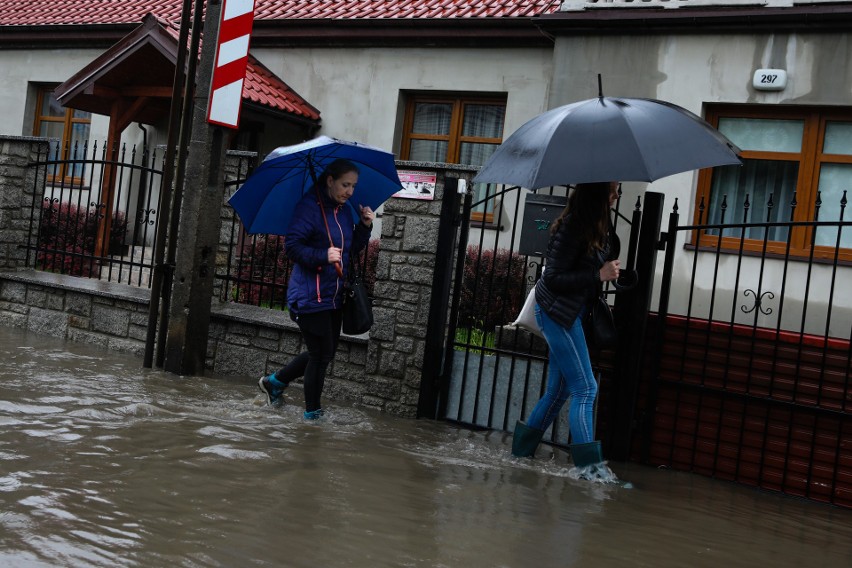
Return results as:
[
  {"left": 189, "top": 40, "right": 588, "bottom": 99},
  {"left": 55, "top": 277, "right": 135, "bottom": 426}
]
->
[
  {"left": 253, "top": 46, "right": 554, "bottom": 156},
  {"left": 0, "top": 49, "right": 149, "bottom": 146}
]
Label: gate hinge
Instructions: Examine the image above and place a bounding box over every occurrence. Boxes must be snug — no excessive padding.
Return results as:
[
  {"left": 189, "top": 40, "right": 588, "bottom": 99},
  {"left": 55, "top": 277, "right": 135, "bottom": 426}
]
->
[{"left": 657, "top": 232, "right": 668, "bottom": 251}]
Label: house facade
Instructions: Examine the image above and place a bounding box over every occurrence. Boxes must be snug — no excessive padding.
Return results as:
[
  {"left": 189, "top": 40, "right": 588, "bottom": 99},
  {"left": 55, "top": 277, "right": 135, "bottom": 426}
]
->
[
  {"left": 1, "top": 1, "right": 849, "bottom": 320},
  {"left": 0, "top": 0, "right": 850, "bottom": 507}
]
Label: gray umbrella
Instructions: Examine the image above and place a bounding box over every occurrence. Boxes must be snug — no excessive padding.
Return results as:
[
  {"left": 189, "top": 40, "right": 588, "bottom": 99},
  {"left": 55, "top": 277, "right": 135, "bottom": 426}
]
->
[{"left": 472, "top": 96, "right": 741, "bottom": 188}]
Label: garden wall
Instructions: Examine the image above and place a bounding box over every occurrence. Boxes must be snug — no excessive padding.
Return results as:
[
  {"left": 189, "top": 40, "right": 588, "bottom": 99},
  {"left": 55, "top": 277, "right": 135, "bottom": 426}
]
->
[{"left": 0, "top": 135, "right": 475, "bottom": 417}]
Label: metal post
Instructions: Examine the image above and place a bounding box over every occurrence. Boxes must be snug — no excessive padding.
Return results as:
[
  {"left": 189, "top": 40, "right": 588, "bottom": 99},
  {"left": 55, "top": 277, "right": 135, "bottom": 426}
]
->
[
  {"left": 156, "top": 0, "right": 207, "bottom": 368},
  {"left": 437, "top": 187, "right": 474, "bottom": 420},
  {"left": 163, "top": 0, "right": 227, "bottom": 375},
  {"left": 639, "top": 202, "right": 680, "bottom": 462},
  {"left": 418, "top": 176, "right": 461, "bottom": 418},
  {"left": 143, "top": 0, "right": 194, "bottom": 368},
  {"left": 607, "top": 191, "right": 665, "bottom": 461}
]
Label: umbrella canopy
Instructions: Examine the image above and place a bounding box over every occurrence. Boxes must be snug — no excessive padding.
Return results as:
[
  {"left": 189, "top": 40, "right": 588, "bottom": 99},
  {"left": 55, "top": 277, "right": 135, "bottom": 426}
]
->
[
  {"left": 229, "top": 136, "right": 403, "bottom": 235},
  {"left": 472, "top": 97, "right": 742, "bottom": 188}
]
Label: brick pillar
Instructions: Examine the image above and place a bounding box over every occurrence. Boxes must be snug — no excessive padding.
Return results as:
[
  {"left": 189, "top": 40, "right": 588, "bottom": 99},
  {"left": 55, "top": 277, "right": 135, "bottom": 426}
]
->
[
  {"left": 365, "top": 163, "right": 477, "bottom": 417},
  {"left": 0, "top": 136, "right": 49, "bottom": 269}
]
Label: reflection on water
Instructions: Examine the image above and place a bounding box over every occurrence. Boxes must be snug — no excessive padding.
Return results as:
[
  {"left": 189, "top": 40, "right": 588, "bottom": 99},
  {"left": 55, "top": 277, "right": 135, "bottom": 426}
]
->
[{"left": 1, "top": 327, "right": 851, "bottom": 568}]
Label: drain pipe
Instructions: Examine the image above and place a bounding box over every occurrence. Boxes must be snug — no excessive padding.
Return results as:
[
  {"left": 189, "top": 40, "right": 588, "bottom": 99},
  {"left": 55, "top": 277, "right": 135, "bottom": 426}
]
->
[{"left": 133, "top": 123, "right": 148, "bottom": 245}]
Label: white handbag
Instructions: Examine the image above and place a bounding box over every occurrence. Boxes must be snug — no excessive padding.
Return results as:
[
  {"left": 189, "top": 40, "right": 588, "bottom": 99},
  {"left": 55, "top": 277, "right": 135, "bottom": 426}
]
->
[{"left": 511, "top": 285, "right": 543, "bottom": 337}]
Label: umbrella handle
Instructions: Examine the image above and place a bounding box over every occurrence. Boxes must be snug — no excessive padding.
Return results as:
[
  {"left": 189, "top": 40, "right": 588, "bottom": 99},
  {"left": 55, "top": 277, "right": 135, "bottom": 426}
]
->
[
  {"left": 611, "top": 269, "right": 639, "bottom": 292},
  {"left": 334, "top": 262, "right": 343, "bottom": 278}
]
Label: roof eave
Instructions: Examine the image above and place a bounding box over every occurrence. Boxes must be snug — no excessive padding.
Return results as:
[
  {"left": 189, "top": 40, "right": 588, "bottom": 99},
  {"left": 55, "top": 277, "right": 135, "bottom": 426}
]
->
[
  {"left": 535, "top": 4, "right": 852, "bottom": 34},
  {"left": 0, "top": 23, "right": 138, "bottom": 48},
  {"left": 250, "top": 18, "right": 555, "bottom": 48}
]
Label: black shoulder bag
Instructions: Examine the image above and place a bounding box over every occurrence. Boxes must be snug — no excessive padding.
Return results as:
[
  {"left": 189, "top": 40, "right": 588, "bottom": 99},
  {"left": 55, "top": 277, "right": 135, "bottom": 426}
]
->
[
  {"left": 582, "top": 227, "right": 638, "bottom": 349},
  {"left": 584, "top": 294, "right": 617, "bottom": 349},
  {"left": 342, "top": 252, "right": 374, "bottom": 335}
]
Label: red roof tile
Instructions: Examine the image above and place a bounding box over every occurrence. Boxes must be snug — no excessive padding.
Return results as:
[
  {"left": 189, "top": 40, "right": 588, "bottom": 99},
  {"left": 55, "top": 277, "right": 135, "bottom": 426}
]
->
[
  {"left": 0, "top": 0, "right": 561, "bottom": 26},
  {"left": 244, "top": 56, "right": 320, "bottom": 121}
]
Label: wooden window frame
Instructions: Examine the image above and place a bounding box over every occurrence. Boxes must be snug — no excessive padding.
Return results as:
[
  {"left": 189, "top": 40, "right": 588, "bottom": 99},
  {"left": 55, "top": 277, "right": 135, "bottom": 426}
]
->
[
  {"left": 694, "top": 105, "right": 852, "bottom": 263},
  {"left": 32, "top": 86, "right": 92, "bottom": 184},
  {"left": 400, "top": 93, "right": 506, "bottom": 223}
]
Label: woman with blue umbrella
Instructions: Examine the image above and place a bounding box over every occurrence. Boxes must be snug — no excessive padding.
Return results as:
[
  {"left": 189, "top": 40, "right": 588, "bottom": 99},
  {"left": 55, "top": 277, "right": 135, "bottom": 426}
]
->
[
  {"left": 230, "top": 136, "right": 401, "bottom": 418},
  {"left": 257, "top": 158, "right": 375, "bottom": 419}
]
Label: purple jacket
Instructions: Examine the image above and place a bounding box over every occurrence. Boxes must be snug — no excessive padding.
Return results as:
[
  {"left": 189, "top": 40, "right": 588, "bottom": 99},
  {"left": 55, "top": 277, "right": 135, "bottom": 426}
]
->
[{"left": 286, "top": 190, "right": 372, "bottom": 315}]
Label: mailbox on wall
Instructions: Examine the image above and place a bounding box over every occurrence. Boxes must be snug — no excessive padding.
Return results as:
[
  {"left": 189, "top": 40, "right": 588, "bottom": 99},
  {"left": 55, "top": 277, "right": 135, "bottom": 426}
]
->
[{"left": 518, "top": 193, "right": 567, "bottom": 257}]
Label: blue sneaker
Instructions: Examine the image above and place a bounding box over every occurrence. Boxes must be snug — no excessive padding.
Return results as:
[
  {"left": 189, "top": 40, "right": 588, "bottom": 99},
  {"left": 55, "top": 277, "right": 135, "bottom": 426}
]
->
[
  {"left": 258, "top": 374, "right": 286, "bottom": 406},
  {"left": 303, "top": 408, "right": 324, "bottom": 420}
]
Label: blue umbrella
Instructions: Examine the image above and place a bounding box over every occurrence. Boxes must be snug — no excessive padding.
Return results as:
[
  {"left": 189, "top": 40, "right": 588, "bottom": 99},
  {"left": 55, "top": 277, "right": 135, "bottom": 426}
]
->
[{"left": 229, "top": 136, "right": 403, "bottom": 235}]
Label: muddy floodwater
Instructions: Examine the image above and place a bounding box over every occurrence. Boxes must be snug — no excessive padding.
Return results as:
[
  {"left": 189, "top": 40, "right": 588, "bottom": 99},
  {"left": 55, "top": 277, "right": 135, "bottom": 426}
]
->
[{"left": 1, "top": 327, "right": 851, "bottom": 567}]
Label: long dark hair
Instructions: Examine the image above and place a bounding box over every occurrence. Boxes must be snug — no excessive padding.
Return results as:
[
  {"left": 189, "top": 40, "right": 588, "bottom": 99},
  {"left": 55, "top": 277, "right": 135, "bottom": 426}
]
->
[{"left": 550, "top": 182, "right": 615, "bottom": 254}]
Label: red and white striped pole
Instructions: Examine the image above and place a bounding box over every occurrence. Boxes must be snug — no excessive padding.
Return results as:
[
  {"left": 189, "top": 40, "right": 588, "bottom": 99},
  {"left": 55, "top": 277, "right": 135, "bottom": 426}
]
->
[{"left": 207, "top": 0, "right": 256, "bottom": 129}]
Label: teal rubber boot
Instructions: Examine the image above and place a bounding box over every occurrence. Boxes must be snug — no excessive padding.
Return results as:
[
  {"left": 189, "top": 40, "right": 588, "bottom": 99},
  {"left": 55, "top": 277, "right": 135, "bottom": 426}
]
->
[
  {"left": 569, "top": 440, "right": 603, "bottom": 467},
  {"left": 569, "top": 440, "right": 622, "bottom": 484},
  {"left": 511, "top": 420, "right": 545, "bottom": 458}
]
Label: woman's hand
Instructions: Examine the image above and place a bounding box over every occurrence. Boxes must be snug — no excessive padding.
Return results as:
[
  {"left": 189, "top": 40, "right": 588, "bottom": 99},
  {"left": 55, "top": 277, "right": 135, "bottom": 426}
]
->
[
  {"left": 359, "top": 205, "right": 375, "bottom": 227},
  {"left": 599, "top": 259, "right": 621, "bottom": 282},
  {"left": 327, "top": 247, "right": 342, "bottom": 265}
]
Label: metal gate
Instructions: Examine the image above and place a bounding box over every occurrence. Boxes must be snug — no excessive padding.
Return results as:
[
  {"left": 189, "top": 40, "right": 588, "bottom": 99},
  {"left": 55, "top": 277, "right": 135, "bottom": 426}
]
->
[
  {"left": 424, "top": 180, "right": 656, "bottom": 454},
  {"left": 26, "top": 140, "right": 164, "bottom": 287},
  {"left": 642, "top": 193, "right": 852, "bottom": 508}
]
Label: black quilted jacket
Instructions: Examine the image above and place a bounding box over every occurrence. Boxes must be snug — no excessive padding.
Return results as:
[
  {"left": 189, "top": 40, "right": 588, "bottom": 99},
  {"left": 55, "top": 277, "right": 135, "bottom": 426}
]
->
[{"left": 534, "top": 214, "right": 619, "bottom": 329}]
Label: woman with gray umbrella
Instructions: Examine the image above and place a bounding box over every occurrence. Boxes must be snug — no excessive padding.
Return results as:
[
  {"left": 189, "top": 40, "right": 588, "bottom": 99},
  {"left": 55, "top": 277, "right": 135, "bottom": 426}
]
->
[{"left": 512, "top": 181, "right": 621, "bottom": 483}]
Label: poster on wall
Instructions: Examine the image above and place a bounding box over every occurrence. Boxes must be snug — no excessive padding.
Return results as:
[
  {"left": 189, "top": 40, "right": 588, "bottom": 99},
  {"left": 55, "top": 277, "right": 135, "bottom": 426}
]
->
[{"left": 394, "top": 170, "right": 436, "bottom": 201}]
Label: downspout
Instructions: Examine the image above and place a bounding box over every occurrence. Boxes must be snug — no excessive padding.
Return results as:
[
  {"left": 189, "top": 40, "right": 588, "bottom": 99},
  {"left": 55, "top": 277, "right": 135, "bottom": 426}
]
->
[{"left": 134, "top": 123, "right": 148, "bottom": 245}]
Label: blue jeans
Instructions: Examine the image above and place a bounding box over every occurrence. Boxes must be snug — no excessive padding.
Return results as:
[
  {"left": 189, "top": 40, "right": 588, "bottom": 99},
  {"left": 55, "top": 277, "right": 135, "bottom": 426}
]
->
[{"left": 526, "top": 303, "right": 598, "bottom": 444}]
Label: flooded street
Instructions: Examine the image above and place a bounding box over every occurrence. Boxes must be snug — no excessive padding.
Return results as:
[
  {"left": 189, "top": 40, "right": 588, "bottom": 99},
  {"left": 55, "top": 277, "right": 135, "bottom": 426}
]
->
[{"left": 1, "top": 327, "right": 851, "bottom": 568}]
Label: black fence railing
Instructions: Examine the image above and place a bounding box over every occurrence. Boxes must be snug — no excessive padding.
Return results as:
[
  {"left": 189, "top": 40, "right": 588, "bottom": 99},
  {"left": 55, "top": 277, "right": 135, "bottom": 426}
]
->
[
  {"left": 27, "top": 141, "right": 163, "bottom": 287},
  {"left": 644, "top": 189, "right": 852, "bottom": 508}
]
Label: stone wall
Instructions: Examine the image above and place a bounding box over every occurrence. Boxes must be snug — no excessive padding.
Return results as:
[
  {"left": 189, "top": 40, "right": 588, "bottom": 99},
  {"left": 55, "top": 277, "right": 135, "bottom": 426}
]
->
[
  {"left": 0, "top": 136, "right": 476, "bottom": 417},
  {"left": 0, "top": 137, "right": 47, "bottom": 270}
]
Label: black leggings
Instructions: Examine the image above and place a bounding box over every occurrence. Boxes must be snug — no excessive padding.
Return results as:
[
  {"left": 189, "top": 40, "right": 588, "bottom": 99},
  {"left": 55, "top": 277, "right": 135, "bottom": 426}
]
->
[{"left": 274, "top": 309, "right": 343, "bottom": 412}]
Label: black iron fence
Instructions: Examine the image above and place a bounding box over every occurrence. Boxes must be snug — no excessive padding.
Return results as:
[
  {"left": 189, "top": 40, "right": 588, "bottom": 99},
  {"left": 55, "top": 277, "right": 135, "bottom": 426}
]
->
[
  {"left": 644, "top": 190, "right": 852, "bottom": 508},
  {"left": 26, "top": 143, "right": 377, "bottom": 310},
  {"left": 27, "top": 141, "right": 163, "bottom": 287}
]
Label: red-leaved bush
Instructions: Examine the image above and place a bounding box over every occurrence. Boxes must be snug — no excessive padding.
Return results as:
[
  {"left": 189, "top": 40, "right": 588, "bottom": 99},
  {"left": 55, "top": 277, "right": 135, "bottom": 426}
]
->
[
  {"left": 36, "top": 200, "right": 128, "bottom": 277},
  {"left": 232, "top": 234, "right": 290, "bottom": 308},
  {"left": 458, "top": 245, "right": 527, "bottom": 331}
]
